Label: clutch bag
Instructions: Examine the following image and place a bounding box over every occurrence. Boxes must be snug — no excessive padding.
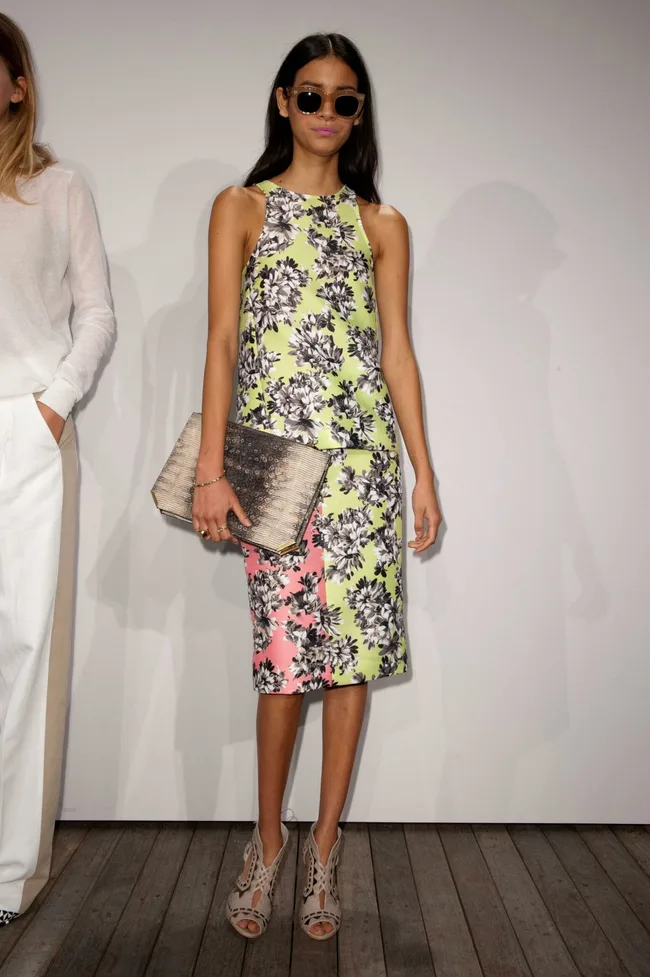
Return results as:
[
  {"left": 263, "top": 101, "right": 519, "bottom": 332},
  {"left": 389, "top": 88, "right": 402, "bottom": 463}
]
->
[{"left": 151, "top": 414, "right": 330, "bottom": 555}]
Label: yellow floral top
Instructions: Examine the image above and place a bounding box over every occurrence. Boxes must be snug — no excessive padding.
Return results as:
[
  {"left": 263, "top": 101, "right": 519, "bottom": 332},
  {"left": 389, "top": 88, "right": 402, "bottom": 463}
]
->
[{"left": 237, "top": 181, "right": 397, "bottom": 450}]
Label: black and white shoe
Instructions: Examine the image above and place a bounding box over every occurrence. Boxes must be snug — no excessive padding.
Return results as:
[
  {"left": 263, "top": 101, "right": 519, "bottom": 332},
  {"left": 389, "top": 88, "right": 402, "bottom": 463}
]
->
[{"left": 0, "top": 910, "right": 19, "bottom": 925}]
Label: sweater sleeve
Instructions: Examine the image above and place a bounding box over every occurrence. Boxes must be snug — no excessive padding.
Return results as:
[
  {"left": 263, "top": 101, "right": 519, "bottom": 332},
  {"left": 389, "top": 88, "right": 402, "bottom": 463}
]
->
[{"left": 39, "top": 171, "right": 115, "bottom": 418}]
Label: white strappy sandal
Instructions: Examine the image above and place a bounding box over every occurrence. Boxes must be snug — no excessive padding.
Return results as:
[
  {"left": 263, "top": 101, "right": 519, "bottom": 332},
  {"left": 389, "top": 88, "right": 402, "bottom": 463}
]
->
[
  {"left": 299, "top": 823, "right": 343, "bottom": 941},
  {"left": 226, "top": 822, "right": 289, "bottom": 939}
]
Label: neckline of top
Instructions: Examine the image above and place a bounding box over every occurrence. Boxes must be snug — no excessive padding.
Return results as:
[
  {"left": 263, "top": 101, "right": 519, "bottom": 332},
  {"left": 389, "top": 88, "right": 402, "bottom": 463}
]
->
[{"left": 260, "top": 179, "right": 350, "bottom": 201}]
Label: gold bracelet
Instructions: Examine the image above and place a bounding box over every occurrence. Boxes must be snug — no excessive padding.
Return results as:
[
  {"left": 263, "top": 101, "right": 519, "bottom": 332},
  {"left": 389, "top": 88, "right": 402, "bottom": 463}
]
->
[{"left": 194, "top": 470, "right": 226, "bottom": 489}]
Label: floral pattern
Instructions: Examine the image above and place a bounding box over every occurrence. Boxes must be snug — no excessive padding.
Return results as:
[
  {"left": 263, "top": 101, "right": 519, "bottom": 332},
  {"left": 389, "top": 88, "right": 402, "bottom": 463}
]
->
[
  {"left": 237, "top": 182, "right": 397, "bottom": 450},
  {"left": 244, "top": 451, "right": 407, "bottom": 695},
  {"left": 239, "top": 182, "right": 406, "bottom": 694}
]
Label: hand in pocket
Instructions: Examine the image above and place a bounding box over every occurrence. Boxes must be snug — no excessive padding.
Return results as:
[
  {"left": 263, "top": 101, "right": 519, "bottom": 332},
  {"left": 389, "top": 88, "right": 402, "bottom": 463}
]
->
[{"left": 36, "top": 401, "right": 65, "bottom": 445}]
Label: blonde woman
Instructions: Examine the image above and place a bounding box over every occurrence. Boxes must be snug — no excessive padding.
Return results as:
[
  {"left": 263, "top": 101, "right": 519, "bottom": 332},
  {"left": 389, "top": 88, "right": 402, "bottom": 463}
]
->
[{"left": 0, "top": 15, "right": 114, "bottom": 923}]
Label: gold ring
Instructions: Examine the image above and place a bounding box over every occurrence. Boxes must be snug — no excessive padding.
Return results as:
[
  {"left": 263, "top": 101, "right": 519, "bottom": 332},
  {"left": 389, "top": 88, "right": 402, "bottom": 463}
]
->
[
  {"left": 197, "top": 529, "right": 210, "bottom": 539},
  {"left": 216, "top": 525, "right": 228, "bottom": 533}
]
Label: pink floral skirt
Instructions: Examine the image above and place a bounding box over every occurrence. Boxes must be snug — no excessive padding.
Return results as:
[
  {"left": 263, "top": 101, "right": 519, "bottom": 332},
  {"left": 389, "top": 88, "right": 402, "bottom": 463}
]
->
[{"left": 241, "top": 448, "right": 407, "bottom": 694}]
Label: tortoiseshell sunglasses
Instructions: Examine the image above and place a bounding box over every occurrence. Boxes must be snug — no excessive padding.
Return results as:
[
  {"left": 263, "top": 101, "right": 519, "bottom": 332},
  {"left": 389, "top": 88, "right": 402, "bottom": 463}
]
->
[{"left": 285, "top": 85, "right": 365, "bottom": 119}]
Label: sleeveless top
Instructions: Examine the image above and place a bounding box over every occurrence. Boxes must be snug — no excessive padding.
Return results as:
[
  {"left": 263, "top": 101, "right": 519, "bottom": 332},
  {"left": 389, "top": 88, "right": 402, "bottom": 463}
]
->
[{"left": 237, "top": 180, "right": 397, "bottom": 451}]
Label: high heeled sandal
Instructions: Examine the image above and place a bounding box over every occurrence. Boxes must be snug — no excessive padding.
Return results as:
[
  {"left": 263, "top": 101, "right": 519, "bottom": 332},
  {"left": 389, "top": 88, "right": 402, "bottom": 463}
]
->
[
  {"left": 226, "top": 822, "right": 289, "bottom": 939},
  {"left": 299, "top": 823, "right": 343, "bottom": 941}
]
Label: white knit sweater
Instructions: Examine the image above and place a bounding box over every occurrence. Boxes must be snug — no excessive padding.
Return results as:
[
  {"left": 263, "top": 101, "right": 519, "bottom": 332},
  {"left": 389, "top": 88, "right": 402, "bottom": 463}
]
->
[{"left": 0, "top": 164, "right": 115, "bottom": 418}]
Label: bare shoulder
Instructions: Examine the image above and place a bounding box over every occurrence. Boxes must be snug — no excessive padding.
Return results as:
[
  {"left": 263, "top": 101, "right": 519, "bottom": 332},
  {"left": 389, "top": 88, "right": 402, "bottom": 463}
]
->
[
  {"left": 210, "top": 184, "right": 264, "bottom": 222},
  {"left": 357, "top": 198, "right": 408, "bottom": 258}
]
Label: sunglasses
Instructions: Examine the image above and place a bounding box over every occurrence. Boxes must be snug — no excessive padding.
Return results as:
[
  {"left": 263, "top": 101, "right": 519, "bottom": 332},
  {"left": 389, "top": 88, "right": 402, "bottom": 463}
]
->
[{"left": 285, "top": 85, "right": 365, "bottom": 120}]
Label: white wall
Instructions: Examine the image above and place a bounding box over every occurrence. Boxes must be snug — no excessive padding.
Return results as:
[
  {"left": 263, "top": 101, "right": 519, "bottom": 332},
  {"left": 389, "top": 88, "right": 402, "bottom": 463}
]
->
[{"left": 8, "top": 0, "right": 649, "bottom": 821}]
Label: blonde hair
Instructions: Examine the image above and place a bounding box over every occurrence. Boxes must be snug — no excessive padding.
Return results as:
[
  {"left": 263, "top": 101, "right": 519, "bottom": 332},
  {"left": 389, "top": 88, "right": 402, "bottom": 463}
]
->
[{"left": 0, "top": 13, "right": 54, "bottom": 201}]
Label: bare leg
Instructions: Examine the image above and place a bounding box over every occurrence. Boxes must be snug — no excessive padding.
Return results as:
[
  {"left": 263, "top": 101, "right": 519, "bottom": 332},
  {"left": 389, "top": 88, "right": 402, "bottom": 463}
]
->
[
  {"left": 309, "top": 683, "right": 368, "bottom": 936},
  {"left": 239, "top": 693, "right": 303, "bottom": 934}
]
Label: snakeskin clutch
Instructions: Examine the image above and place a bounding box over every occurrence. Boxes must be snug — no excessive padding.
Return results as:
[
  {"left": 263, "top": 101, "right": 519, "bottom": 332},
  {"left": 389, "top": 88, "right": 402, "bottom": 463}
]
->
[{"left": 151, "top": 414, "right": 330, "bottom": 555}]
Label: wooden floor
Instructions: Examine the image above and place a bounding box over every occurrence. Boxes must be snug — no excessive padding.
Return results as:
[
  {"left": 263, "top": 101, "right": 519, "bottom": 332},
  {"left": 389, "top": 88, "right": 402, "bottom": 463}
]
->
[{"left": 1, "top": 823, "right": 650, "bottom": 977}]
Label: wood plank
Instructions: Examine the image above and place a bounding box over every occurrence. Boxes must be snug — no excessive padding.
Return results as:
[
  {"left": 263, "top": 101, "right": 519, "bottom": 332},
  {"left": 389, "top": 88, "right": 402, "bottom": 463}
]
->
[
  {"left": 370, "top": 824, "right": 434, "bottom": 977},
  {"left": 44, "top": 823, "right": 160, "bottom": 977},
  {"left": 474, "top": 826, "right": 579, "bottom": 977},
  {"left": 92, "top": 823, "right": 194, "bottom": 977},
  {"left": 510, "top": 826, "right": 628, "bottom": 977},
  {"left": 614, "top": 826, "right": 650, "bottom": 878},
  {"left": 241, "top": 822, "right": 298, "bottom": 977},
  {"left": 440, "top": 824, "right": 532, "bottom": 977},
  {"left": 579, "top": 826, "right": 650, "bottom": 930},
  {"left": 0, "top": 823, "right": 89, "bottom": 967},
  {"left": 0, "top": 823, "right": 122, "bottom": 977},
  {"left": 143, "top": 823, "right": 228, "bottom": 977},
  {"left": 338, "top": 824, "right": 386, "bottom": 977},
  {"left": 289, "top": 823, "right": 337, "bottom": 977},
  {"left": 545, "top": 825, "right": 650, "bottom": 977},
  {"left": 192, "top": 824, "right": 252, "bottom": 977},
  {"left": 405, "top": 824, "right": 482, "bottom": 977}
]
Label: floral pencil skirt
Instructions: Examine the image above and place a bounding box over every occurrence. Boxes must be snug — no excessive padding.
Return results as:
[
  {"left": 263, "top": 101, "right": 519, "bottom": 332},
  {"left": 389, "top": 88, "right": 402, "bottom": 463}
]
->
[{"left": 242, "top": 448, "right": 408, "bottom": 694}]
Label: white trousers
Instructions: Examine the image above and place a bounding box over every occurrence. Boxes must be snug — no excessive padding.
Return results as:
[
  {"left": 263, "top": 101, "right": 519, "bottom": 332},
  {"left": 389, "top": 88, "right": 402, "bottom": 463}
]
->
[{"left": 0, "top": 393, "right": 78, "bottom": 914}]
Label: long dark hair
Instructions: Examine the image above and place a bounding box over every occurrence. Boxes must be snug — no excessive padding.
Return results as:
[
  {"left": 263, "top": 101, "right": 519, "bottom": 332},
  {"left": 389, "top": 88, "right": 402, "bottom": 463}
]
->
[{"left": 244, "top": 33, "right": 380, "bottom": 203}]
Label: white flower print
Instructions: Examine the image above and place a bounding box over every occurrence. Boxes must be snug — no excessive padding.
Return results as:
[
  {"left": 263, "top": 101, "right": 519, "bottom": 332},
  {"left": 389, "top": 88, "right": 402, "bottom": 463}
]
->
[
  {"left": 237, "top": 345, "right": 258, "bottom": 391},
  {"left": 316, "top": 280, "right": 356, "bottom": 320},
  {"left": 363, "top": 284, "right": 375, "bottom": 313},
  {"left": 254, "top": 193, "right": 305, "bottom": 258},
  {"left": 306, "top": 199, "right": 340, "bottom": 228},
  {"left": 328, "top": 421, "right": 358, "bottom": 447},
  {"left": 301, "top": 676, "right": 331, "bottom": 691},
  {"left": 376, "top": 392, "right": 396, "bottom": 427},
  {"left": 325, "top": 636, "right": 358, "bottom": 673},
  {"left": 317, "top": 508, "right": 373, "bottom": 582},
  {"left": 333, "top": 221, "right": 357, "bottom": 248},
  {"left": 257, "top": 346, "right": 281, "bottom": 377},
  {"left": 327, "top": 379, "right": 363, "bottom": 419},
  {"left": 347, "top": 325, "right": 384, "bottom": 391},
  {"left": 346, "top": 577, "right": 402, "bottom": 649},
  {"left": 372, "top": 523, "right": 402, "bottom": 576},
  {"left": 247, "top": 568, "right": 288, "bottom": 651},
  {"left": 350, "top": 249, "right": 371, "bottom": 283},
  {"left": 254, "top": 658, "right": 289, "bottom": 693},
  {"left": 350, "top": 411, "right": 376, "bottom": 441},
  {"left": 266, "top": 373, "right": 327, "bottom": 444},
  {"left": 285, "top": 571, "right": 322, "bottom": 616},
  {"left": 316, "top": 602, "right": 342, "bottom": 637},
  {"left": 313, "top": 239, "right": 357, "bottom": 281},
  {"left": 289, "top": 317, "right": 344, "bottom": 372}
]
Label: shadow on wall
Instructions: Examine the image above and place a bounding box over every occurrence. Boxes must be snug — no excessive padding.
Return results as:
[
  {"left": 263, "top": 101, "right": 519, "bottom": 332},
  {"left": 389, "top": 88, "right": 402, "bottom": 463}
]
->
[
  {"left": 420, "top": 182, "right": 607, "bottom": 819},
  {"left": 70, "top": 159, "right": 255, "bottom": 819}
]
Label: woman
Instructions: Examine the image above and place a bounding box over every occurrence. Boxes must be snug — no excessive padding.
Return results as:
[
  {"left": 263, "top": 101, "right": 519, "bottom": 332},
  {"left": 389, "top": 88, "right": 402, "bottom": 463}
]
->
[
  {"left": 193, "top": 32, "right": 441, "bottom": 940},
  {"left": 0, "top": 15, "right": 114, "bottom": 923}
]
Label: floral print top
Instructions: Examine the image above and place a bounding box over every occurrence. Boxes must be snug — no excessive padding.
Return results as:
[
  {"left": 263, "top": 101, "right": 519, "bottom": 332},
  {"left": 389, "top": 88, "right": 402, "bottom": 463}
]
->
[{"left": 237, "top": 181, "right": 398, "bottom": 450}]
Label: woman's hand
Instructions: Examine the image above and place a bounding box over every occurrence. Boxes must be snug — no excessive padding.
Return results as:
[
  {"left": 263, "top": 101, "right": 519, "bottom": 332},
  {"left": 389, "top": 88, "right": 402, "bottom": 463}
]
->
[
  {"left": 192, "top": 478, "right": 251, "bottom": 544},
  {"left": 409, "top": 473, "right": 442, "bottom": 554},
  {"left": 37, "top": 402, "right": 65, "bottom": 444}
]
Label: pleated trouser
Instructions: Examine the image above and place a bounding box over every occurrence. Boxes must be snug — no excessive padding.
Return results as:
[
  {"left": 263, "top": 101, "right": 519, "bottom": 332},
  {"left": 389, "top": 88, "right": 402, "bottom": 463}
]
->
[{"left": 0, "top": 393, "right": 78, "bottom": 915}]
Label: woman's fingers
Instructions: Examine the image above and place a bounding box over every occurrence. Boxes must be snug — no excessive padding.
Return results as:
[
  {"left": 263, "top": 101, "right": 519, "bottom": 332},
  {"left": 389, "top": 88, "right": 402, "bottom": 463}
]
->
[
  {"left": 192, "top": 482, "right": 251, "bottom": 543},
  {"left": 217, "top": 523, "right": 234, "bottom": 542},
  {"left": 230, "top": 496, "right": 252, "bottom": 527},
  {"left": 417, "top": 523, "right": 436, "bottom": 552},
  {"left": 408, "top": 506, "right": 425, "bottom": 547},
  {"left": 408, "top": 510, "right": 438, "bottom": 552}
]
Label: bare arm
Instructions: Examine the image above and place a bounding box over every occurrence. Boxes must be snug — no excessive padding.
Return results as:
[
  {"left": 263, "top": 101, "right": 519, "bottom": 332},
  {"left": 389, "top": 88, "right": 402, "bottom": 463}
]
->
[
  {"left": 192, "top": 187, "right": 252, "bottom": 542},
  {"left": 372, "top": 205, "right": 442, "bottom": 552}
]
